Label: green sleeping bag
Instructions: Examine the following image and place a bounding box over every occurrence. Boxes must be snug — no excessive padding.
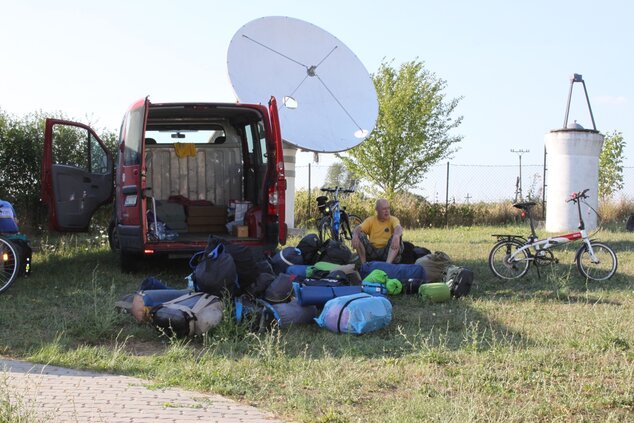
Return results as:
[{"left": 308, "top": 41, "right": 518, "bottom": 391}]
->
[{"left": 418, "top": 282, "right": 451, "bottom": 303}]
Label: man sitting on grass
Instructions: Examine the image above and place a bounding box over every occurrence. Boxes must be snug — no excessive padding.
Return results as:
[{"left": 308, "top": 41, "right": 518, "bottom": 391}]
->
[{"left": 351, "top": 199, "right": 404, "bottom": 264}]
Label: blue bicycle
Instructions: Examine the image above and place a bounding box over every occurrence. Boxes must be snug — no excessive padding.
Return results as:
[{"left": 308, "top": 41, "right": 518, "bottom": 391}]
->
[{"left": 316, "top": 187, "right": 363, "bottom": 245}]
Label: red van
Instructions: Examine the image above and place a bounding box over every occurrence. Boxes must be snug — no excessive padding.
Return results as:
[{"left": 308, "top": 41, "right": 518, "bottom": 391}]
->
[{"left": 42, "top": 97, "right": 287, "bottom": 271}]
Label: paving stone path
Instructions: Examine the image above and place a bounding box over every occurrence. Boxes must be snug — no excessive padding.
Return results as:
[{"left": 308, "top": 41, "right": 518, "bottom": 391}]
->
[{"left": 1, "top": 358, "right": 285, "bottom": 422}]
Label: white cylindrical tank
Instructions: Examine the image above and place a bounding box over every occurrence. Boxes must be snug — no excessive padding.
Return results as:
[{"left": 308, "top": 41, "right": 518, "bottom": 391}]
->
[
  {"left": 283, "top": 142, "right": 297, "bottom": 229},
  {"left": 545, "top": 124, "right": 603, "bottom": 232}
]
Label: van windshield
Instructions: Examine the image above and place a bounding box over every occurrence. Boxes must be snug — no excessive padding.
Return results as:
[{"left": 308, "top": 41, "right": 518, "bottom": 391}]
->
[{"left": 145, "top": 128, "right": 226, "bottom": 144}]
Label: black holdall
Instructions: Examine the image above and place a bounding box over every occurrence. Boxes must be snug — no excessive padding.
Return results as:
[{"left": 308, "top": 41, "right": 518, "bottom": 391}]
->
[
  {"left": 297, "top": 234, "right": 322, "bottom": 265},
  {"left": 626, "top": 214, "right": 634, "bottom": 232},
  {"left": 318, "top": 239, "right": 352, "bottom": 265},
  {"left": 190, "top": 237, "right": 237, "bottom": 297}
]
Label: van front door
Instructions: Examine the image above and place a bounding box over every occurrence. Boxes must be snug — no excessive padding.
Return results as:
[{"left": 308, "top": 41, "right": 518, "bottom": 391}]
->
[{"left": 42, "top": 119, "right": 114, "bottom": 231}]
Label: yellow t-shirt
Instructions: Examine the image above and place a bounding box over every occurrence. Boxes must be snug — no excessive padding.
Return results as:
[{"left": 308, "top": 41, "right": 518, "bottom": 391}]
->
[{"left": 359, "top": 215, "right": 400, "bottom": 248}]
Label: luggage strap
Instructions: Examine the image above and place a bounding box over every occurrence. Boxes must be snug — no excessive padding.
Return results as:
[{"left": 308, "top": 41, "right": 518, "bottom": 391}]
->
[{"left": 337, "top": 294, "right": 370, "bottom": 333}]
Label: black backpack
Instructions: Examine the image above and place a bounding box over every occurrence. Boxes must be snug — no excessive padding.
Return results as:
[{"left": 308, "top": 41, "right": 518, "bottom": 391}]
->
[
  {"left": 444, "top": 265, "right": 474, "bottom": 298},
  {"left": 401, "top": 241, "right": 431, "bottom": 264},
  {"left": 190, "top": 237, "right": 237, "bottom": 297},
  {"left": 297, "top": 234, "right": 322, "bottom": 265},
  {"left": 318, "top": 239, "right": 352, "bottom": 265},
  {"left": 224, "top": 243, "right": 258, "bottom": 292}
]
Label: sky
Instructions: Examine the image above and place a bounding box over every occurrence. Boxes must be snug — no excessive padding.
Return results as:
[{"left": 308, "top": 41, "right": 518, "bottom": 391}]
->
[{"left": 1, "top": 0, "right": 632, "bottom": 197}]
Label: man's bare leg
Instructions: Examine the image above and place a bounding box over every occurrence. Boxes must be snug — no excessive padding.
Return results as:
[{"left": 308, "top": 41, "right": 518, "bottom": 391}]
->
[
  {"left": 356, "top": 241, "right": 367, "bottom": 264},
  {"left": 386, "top": 245, "right": 398, "bottom": 264}
]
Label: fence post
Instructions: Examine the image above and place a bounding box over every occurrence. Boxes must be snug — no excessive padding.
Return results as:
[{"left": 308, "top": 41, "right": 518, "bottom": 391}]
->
[
  {"left": 445, "top": 161, "right": 450, "bottom": 228},
  {"left": 308, "top": 163, "right": 311, "bottom": 222}
]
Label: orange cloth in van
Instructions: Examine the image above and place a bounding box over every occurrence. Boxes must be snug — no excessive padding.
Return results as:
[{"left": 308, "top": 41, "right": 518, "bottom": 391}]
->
[{"left": 174, "top": 143, "right": 197, "bottom": 158}]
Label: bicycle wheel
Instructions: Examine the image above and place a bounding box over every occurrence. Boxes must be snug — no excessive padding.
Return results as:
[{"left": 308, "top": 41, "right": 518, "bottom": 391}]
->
[
  {"left": 575, "top": 242, "right": 618, "bottom": 281},
  {"left": 0, "top": 237, "right": 21, "bottom": 294},
  {"left": 488, "top": 239, "right": 530, "bottom": 279},
  {"left": 318, "top": 216, "right": 334, "bottom": 244},
  {"left": 342, "top": 214, "right": 363, "bottom": 240}
]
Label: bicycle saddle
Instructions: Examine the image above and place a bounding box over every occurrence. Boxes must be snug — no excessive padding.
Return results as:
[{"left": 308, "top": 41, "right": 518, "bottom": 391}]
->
[{"left": 512, "top": 201, "right": 536, "bottom": 211}]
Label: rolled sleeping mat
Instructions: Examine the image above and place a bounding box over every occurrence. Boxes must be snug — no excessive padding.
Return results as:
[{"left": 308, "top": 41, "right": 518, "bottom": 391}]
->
[
  {"left": 131, "top": 289, "right": 192, "bottom": 323},
  {"left": 293, "top": 282, "right": 363, "bottom": 307}
]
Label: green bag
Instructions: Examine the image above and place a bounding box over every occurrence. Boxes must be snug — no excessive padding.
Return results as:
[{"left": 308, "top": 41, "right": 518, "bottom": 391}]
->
[{"left": 418, "top": 282, "right": 451, "bottom": 303}]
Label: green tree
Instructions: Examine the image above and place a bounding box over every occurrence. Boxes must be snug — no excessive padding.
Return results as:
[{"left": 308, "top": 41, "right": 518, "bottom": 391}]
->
[
  {"left": 0, "top": 109, "right": 117, "bottom": 231},
  {"left": 339, "top": 59, "right": 462, "bottom": 199},
  {"left": 598, "top": 131, "right": 626, "bottom": 201},
  {"left": 323, "top": 161, "right": 358, "bottom": 189}
]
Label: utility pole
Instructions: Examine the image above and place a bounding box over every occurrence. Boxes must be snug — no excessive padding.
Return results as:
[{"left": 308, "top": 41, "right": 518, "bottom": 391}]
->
[{"left": 510, "top": 149, "right": 530, "bottom": 201}]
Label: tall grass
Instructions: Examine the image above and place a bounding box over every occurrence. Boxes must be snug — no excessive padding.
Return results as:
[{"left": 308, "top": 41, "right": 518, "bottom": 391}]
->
[{"left": 0, "top": 228, "right": 633, "bottom": 422}]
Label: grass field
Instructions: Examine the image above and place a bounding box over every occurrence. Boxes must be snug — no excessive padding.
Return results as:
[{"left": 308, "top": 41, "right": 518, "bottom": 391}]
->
[{"left": 1, "top": 226, "right": 633, "bottom": 422}]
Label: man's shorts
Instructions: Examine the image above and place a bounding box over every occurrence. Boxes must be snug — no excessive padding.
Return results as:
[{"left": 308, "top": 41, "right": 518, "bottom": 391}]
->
[{"left": 359, "top": 233, "right": 404, "bottom": 263}]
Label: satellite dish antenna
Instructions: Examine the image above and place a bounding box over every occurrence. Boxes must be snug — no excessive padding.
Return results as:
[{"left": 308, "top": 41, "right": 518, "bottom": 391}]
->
[{"left": 227, "top": 16, "right": 378, "bottom": 153}]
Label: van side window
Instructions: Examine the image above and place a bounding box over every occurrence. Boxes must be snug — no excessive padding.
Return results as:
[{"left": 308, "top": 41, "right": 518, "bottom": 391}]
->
[
  {"left": 51, "top": 124, "right": 90, "bottom": 170},
  {"left": 51, "top": 125, "right": 108, "bottom": 174},
  {"left": 245, "top": 124, "right": 255, "bottom": 153},
  {"left": 89, "top": 132, "right": 109, "bottom": 174},
  {"left": 123, "top": 106, "right": 144, "bottom": 165},
  {"left": 257, "top": 121, "right": 268, "bottom": 164}
]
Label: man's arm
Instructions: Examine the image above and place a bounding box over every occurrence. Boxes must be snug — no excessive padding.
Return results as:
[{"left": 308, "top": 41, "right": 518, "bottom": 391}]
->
[
  {"left": 390, "top": 224, "right": 403, "bottom": 250},
  {"left": 351, "top": 223, "right": 364, "bottom": 249}
]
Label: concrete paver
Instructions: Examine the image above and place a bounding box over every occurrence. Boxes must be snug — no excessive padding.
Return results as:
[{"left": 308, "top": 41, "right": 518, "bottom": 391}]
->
[{"left": 1, "top": 358, "right": 285, "bottom": 422}]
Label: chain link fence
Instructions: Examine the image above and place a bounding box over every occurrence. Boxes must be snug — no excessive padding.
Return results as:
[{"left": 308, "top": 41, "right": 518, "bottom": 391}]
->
[{"left": 294, "top": 162, "right": 633, "bottom": 226}]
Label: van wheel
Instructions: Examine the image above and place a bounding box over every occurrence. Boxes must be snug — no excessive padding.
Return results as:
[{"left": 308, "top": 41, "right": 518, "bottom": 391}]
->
[
  {"left": 108, "top": 220, "right": 120, "bottom": 252},
  {"left": 120, "top": 249, "right": 139, "bottom": 273}
]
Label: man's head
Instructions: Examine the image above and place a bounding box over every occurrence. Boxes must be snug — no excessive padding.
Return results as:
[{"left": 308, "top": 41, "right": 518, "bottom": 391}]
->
[{"left": 375, "top": 199, "right": 391, "bottom": 221}]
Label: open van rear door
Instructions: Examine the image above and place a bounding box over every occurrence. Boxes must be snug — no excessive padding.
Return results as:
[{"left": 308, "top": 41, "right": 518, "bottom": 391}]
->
[
  {"left": 268, "top": 97, "right": 287, "bottom": 245},
  {"left": 41, "top": 119, "right": 114, "bottom": 231}
]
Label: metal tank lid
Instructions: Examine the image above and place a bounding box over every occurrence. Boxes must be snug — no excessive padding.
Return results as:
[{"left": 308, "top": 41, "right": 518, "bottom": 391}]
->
[{"left": 551, "top": 74, "right": 599, "bottom": 134}]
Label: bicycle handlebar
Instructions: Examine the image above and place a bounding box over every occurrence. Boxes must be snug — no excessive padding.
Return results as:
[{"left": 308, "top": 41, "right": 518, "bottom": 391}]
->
[
  {"left": 566, "top": 188, "right": 590, "bottom": 203},
  {"left": 320, "top": 187, "right": 355, "bottom": 193}
]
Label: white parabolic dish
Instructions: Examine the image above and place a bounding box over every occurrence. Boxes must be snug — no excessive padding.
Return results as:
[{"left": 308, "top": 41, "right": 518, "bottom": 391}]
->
[{"left": 227, "top": 16, "right": 379, "bottom": 153}]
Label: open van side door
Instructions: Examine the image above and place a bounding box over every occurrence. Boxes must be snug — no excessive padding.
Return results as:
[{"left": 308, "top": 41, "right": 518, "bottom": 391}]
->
[
  {"left": 268, "top": 97, "right": 287, "bottom": 245},
  {"left": 41, "top": 119, "right": 114, "bottom": 231}
]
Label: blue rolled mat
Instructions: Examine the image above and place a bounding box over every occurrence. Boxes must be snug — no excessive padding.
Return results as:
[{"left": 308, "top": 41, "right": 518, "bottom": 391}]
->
[{"left": 293, "top": 282, "right": 363, "bottom": 307}]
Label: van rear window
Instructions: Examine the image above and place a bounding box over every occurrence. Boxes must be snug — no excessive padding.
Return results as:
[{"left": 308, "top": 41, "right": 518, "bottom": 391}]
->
[{"left": 145, "top": 128, "right": 226, "bottom": 144}]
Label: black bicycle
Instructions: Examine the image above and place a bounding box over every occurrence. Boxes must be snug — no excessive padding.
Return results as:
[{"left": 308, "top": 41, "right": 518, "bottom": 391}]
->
[{"left": 316, "top": 187, "right": 363, "bottom": 245}]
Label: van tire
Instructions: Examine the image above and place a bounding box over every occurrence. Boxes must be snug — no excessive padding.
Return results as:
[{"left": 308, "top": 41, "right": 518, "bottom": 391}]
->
[
  {"left": 108, "top": 220, "right": 120, "bottom": 252},
  {"left": 120, "top": 249, "right": 139, "bottom": 273}
]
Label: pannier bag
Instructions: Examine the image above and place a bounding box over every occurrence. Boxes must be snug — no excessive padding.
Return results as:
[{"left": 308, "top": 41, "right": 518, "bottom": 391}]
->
[
  {"left": 415, "top": 251, "right": 451, "bottom": 282},
  {"left": 293, "top": 282, "right": 364, "bottom": 307},
  {"left": 234, "top": 297, "right": 317, "bottom": 331},
  {"left": 296, "top": 233, "right": 322, "bottom": 265},
  {"left": 272, "top": 299, "right": 319, "bottom": 327},
  {"left": 190, "top": 239, "right": 237, "bottom": 296},
  {"left": 444, "top": 265, "right": 474, "bottom": 298},
  {"left": 150, "top": 292, "right": 223, "bottom": 338},
  {"left": 264, "top": 273, "right": 295, "bottom": 303},
  {"left": 360, "top": 261, "right": 426, "bottom": 283},
  {"left": 418, "top": 282, "right": 451, "bottom": 303},
  {"left": 318, "top": 239, "right": 352, "bottom": 265},
  {"left": 315, "top": 293, "right": 392, "bottom": 335},
  {"left": 271, "top": 247, "right": 304, "bottom": 274},
  {"left": 131, "top": 289, "right": 192, "bottom": 323}
]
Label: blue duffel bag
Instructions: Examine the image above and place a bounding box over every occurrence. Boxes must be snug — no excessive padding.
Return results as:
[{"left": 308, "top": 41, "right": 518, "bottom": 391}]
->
[
  {"left": 359, "top": 261, "right": 426, "bottom": 283},
  {"left": 314, "top": 293, "right": 392, "bottom": 334},
  {"left": 293, "top": 282, "right": 363, "bottom": 307}
]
